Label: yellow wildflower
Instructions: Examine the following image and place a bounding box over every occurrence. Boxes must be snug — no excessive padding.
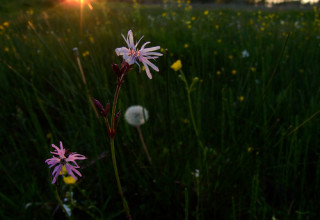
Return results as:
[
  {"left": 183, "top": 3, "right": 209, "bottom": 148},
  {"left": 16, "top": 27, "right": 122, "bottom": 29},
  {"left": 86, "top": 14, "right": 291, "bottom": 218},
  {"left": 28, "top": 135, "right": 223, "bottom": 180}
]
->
[
  {"left": 59, "top": 166, "right": 67, "bottom": 176},
  {"left": 162, "top": 12, "right": 166, "bottom": 17},
  {"left": 142, "top": 66, "right": 146, "bottom": 71},
  {"left": 232, "top": 69, "right": 237, "bottom": 75},
  {"left": 204, "top": 10, "right": 209, "bottom": 15},
  {"left": 213, "top": 50, "right": 218, "bottom": 55},
  {"left": 217, "top": 39, "right": 222, "bottom": 44},
  {"left": 216, "top": 70, "right": 221, "bottom": 75},
  {"left": 171, "top": 60, "right": 182, "bottom": 71},
  {"left": 191, "top": 16, "right": 196, "bottom": 21},
  {"left": 63, "top": 176, "right": 77, "bottom": 185},
  {"left": 251, "top": 67, "right": 256, "bottom": 72},
  {"left": 239, "top": 96, "right": 244, "bottom": 102},
  {"left": 228, "top": 55, "right": 233, "bottom": 60},
  {"left": 215, "top": 25, "right": 219, "bottom": 29},
  {"left": 4, "top": 47, "right": 9, "bottom": 52},
  {"left": 89, "top": 36, "right": 94, "bottom": 44},
  {"left": 3, "top": 22, "right": 9, "bottom": 27},
  {"left": 187, "top": 25, "right": 192, "bottom": 29},
  {"left": 0, "top": 25, "right": 4, "bottom": 31},
  {"left": 46, "top": 133, "right": 52, "bottom": 139},
  {"left": 184, "top": 44, "right": 189, "bottom": 48},
  {"left": 247, "top": 147, "right": 253, "bottom": 153},
  {"left": 82, "top": 51, "right": 90, "bottom": 57}
]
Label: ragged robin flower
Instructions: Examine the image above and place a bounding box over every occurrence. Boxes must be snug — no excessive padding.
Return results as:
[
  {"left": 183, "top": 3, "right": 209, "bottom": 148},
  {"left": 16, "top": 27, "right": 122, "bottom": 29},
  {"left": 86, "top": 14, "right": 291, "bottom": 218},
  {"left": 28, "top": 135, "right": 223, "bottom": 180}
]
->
[
  {"left": 45, "top": 141, "right": 86, "bottom": 184},
  {"left": 115, "top": 30, "right": 162, "bottom": 79}
]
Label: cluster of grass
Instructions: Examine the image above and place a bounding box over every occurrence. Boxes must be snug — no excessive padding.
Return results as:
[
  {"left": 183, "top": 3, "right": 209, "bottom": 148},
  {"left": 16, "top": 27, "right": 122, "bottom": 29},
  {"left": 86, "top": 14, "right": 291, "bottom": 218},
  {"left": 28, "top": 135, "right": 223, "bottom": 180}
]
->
[{"left": 1, "top": 1, "right": 320, "bottom": 219}]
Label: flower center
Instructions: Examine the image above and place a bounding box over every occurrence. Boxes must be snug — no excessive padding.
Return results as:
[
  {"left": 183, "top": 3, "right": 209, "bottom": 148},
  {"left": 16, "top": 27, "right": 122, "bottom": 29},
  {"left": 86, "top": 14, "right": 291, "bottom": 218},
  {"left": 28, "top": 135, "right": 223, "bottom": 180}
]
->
[
  {"left": 129, "top": 49, "right": 140, "bottom": 58},
  {"left": 60, "top": 158, "right": 66, "bottom": 165}
]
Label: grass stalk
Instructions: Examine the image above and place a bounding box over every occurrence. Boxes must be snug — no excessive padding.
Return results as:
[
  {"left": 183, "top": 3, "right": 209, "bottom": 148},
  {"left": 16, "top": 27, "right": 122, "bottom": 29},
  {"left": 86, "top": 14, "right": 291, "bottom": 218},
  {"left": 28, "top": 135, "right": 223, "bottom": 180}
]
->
[{"left": 137, "top": 125, "right": 152, "bottom": 164}]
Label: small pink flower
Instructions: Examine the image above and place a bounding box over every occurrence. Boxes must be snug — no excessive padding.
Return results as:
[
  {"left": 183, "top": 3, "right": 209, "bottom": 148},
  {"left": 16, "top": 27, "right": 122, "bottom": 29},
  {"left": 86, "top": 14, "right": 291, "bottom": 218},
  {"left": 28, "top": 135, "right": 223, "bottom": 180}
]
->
[
  {"left": 45, "top": 141, "right": 86, "bottom": 184},
  {"left": 115, "top": 30, "right": 162, "bottom": 79}
]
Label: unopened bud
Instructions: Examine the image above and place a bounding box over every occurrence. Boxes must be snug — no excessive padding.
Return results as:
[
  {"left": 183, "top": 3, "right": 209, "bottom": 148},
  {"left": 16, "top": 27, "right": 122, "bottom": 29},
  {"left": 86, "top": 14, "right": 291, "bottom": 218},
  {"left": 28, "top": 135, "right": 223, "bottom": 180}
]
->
[
  {"left": 192, "top": 77, "right": 199, "bottom": 83},
  {"left": 93, "top": 98, "right": 108, "bottom": 117},
  {"left": 112, "top": 63, "right": 121, "bottom": 77}
]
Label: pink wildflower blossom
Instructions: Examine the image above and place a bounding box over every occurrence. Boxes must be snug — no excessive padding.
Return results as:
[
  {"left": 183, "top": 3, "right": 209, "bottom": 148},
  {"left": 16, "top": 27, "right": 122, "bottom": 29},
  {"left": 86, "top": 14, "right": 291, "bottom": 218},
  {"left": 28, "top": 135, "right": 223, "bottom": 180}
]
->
[
  {"left": 115, "top": 30, "right": 162, "bottom": 79},
  {"left": 45, "top": 141, "right": 86, "bottom": 184}
]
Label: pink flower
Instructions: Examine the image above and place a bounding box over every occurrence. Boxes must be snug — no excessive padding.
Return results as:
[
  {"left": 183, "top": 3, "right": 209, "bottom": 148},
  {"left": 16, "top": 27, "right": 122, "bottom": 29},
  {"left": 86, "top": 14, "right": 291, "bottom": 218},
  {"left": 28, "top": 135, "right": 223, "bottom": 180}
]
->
[
  {"left": 45, "top": 141, "right": 86, "bottom": 184},
  {"left": 115, "top": 30, "right": 162, "bottom": 79}
]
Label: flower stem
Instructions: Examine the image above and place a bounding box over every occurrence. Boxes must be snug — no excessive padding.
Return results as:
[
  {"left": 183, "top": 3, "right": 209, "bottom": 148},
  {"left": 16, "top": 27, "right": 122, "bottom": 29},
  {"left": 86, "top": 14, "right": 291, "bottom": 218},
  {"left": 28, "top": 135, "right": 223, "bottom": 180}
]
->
[
  {"left": 110, "top": 138, "right": 131, "bottom": 219},
  {"left": 179, "top": 70, "right": 203, "bottom": 149},
  {"left": 54, "top": 187, "right": 70, "bottom": 218},
  {"left": 137, "top": 126, "right": 152, "bottom": 164},
  {"left": 108, "top": 79, "right": 131, "bottom": 219}
]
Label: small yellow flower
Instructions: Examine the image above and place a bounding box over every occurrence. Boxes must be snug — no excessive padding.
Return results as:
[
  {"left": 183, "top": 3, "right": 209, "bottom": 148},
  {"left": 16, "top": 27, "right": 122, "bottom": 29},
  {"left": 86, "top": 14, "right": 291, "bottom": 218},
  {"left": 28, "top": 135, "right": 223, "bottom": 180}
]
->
[
  {"left": 89, "top": 36, "right": 94, "bottom": 44},
  {"left": 251, "top": 67, "right": 256, "bottom": 72},
  {"left": 232, "top": 69, "right": 237, "bottom": 75},
  {"left": 204, "top": 10, "right": 209, "bottom": 15},
  {"left": 215, "top": 25, "right": 219, "bottom": 29},
  {"left": 191, "top": 16, "right": 196, "bottom": 21},
  {"left": 4, "top": 47, "right": 9, "bottom": 52},
  {"left": 213, "top": 50, "right": 218, "bottom": 55},
  {"left": 299, "top": 69, "right": 304, "bottom": 73},
  {"left": 217, "top": 39, "right": 222, "bottom": 44},
  {"left": 247, "top": 147, "right": 253, "bottom": 153},
  {"left": 228, "top": 55, "right": 233, "bottom": 60},
  {"left": 162, "top": 12, "right": 166, "bottom": 17},
  {"left": 0, "top": 25, "right": 4, "bottom": 31},
  {"left": 171, "top": 60, "right": 182, "bottom": 71},
  {"left": 187, "top": 25, "right": 192, "bottom": 29},
  {"left": 82, "top": 51, "right": 90, "bottom": 57},
  {"left": 185, "top": 21, "right": 191, "bottom": 25},
  {"left": 160, "top": 48, "right": 164, "bottom": 53},
  {"left": 3, "top": 22, "right": 9, "bottom": 27},
  {"left": 184, "top": 43, "right": 189, "bottom": 48},
  {"left": 239, "top": 96, "right": 244, "bottom": 102},
  {"left": 59, "top": 166, "right": 67, "bottom": 176},
  {"left": 216, "top": 70, "right": 221, "bottom": 75},
  {"left": 183, "top": 118, "right": 190, "bottom": 124},
  {"left": 63, "top": 176, "right": 77, "bottom": 185},
  {"left": 237, "top": 12, "right": 241, "bottom": 16},
  {"left": 142, "top": 66, "right": 146, "bottom": 71},
  {"left": 46, "top": 133, "right": 52, "bottom": 139},
  {"left": 260, "top": 27, "right": 265, "bottom": 32},
  {"left": 27, "top": 8, "right": 34, "bottom": 16}
]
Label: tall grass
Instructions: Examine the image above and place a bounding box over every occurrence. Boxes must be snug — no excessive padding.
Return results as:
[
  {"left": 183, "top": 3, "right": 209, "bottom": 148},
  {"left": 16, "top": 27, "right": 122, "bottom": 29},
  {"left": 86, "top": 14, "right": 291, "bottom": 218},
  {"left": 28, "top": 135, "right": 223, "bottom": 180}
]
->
[{"left": 1, "top": 1, "right": 320, "bottom": 219}]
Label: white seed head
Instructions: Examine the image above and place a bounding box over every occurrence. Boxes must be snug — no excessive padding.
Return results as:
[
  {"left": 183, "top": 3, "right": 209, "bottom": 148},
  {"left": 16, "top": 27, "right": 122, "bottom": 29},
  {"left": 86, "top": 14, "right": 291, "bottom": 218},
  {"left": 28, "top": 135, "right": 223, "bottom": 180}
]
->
[{"left": 124, "top": 105, "right": 149, "bottom": 127}]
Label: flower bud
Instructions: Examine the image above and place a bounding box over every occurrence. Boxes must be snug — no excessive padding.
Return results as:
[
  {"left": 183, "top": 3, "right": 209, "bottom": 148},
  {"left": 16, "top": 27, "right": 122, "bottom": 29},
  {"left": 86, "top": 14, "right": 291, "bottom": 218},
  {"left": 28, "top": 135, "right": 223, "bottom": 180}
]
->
[{"left": 112, "top": 63, "right": 121, "bottom": 77}]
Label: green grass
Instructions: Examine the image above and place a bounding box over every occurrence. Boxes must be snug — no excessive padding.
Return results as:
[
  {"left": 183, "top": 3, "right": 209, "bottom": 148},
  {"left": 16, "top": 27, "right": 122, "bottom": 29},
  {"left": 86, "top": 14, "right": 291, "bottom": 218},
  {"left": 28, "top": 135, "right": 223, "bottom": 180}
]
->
[{"left": 1, "top": 1, "right": 320, "bottom": 219}]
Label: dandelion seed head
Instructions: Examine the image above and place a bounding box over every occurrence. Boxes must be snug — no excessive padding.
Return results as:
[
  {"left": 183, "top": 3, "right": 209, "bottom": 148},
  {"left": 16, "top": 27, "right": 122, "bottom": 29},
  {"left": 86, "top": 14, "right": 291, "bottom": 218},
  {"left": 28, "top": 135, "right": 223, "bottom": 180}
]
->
[{"left": 124, "top": 105, "right": 149, "bottom": 127}]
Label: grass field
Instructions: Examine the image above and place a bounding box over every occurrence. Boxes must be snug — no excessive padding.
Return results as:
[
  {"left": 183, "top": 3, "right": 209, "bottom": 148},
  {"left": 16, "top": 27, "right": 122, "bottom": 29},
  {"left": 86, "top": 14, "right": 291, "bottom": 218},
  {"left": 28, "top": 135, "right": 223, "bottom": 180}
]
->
[{"left": 1, "top": 0, "right": 320, "bottom": 219}]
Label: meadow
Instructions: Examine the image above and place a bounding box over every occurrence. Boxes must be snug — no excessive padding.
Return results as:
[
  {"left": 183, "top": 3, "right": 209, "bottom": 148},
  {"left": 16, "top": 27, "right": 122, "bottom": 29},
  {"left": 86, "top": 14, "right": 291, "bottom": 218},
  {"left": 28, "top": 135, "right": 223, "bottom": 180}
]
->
[{"left": 1, "top": 0, "right": 320, "bottom": 219}]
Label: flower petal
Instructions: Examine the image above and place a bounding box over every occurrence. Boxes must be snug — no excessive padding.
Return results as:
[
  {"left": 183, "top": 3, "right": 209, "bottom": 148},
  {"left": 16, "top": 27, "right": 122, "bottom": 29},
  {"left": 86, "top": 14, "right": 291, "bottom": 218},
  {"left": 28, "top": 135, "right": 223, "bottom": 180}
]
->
[
  {"left": 115, "top": 47, "right": 129, "bottom": 56},
  {"left": 51, "top": 165, "right": 62, "bottom": 184},
  {"left": 142, "top": 58, "right": 159, "bottom": 72},
  {"left": 65, "top": 163, "right": 82, "bottom": 181},
  {"left": 142, "top": 61, "right": 152, "bottom": 79}
]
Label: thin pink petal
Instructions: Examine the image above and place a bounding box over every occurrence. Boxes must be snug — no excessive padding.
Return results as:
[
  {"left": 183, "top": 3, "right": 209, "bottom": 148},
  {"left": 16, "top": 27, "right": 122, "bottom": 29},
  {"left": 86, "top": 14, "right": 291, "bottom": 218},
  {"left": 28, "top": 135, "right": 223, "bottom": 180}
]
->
[
  {"left": 143, "top": 59, "right": 159, "bottom": 72},
  {"left": 142, "top": 62, "right": 152, "bottom": 79}
]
